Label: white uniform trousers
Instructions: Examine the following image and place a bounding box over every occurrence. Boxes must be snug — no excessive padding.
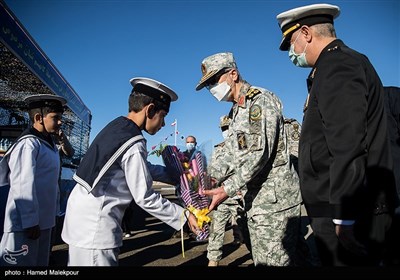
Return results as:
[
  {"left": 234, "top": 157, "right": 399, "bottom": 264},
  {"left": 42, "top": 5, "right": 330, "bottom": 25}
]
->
[
  {"left": 0, "top": 229, "right": 51, "bottom": 266},
  {"left": 67, "top": 244, "right": 119, "bottom": 266}
]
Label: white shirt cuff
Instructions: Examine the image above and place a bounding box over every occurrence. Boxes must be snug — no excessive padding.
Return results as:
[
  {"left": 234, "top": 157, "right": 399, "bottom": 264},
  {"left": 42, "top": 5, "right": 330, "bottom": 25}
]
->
[{"left": 332, "top": 219, "right": 355, "bottom": 225}]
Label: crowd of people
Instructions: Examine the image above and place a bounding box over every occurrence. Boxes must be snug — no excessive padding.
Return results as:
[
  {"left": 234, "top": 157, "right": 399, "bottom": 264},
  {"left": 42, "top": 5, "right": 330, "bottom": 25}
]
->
[{"left": 0, "top": 2, "right": 399, "bottom": 268}]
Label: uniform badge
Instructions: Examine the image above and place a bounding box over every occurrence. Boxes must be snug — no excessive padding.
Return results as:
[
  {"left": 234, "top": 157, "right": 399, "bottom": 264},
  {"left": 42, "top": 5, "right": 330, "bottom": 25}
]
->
[
  {"left": 237, "top": 95, "right": 246, "bottom": 107},
  {"left": 246, "top": 88, "right": 261, "bottom": 99},
  {"left": 201, "top": 63, "right": 207, "bottom": 75},
  {"left": 236, "top": 132, "right": 247, "bottom": 150},
  {"left": 327, "top": 45, "right": 338, "bottom": 52},
  {"left": 250, "top": 104, "right": 262, "bottom": 121},
  {"left": 291, "top": 124, "right": 300, "bottom": 141}
]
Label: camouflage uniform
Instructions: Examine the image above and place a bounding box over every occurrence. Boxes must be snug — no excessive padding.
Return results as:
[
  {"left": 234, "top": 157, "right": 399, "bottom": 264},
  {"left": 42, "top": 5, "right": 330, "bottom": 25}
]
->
[
  {"left": 222, "top": 83, "right": 302, "bottom": 266},
  {"left": 196, "top": 52, "right": 303, "bottom": 266},
  {"left": 284, "top": 118, "right": 301, "bottom": 174},
  {"left": 206, "top": 140, "right": 246, "bottom": 263}
]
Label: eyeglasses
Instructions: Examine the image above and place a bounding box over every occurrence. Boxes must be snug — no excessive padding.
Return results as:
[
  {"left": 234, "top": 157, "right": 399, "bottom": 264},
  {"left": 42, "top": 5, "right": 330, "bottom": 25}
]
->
[{"left": 205, "top": 69, "right": 230, "bottom": 90}]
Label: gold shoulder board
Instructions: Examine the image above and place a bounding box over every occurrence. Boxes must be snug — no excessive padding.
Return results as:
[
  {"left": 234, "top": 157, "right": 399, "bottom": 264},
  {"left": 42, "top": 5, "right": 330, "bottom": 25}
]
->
[{"left": 246, "top": 88, "right": 261, "bottom": 99}]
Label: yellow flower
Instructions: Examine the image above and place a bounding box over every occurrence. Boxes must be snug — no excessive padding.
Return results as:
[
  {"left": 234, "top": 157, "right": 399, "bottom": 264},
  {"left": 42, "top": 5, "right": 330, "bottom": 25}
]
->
[{"left": 187, "top": 205, "right": 211, "bottom": 229}]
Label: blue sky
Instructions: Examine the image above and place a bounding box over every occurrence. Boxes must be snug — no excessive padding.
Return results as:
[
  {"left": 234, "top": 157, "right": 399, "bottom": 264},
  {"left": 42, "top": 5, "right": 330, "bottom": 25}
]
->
[{"left": 4, "top": 0, "right": 399, "bottom": 166}]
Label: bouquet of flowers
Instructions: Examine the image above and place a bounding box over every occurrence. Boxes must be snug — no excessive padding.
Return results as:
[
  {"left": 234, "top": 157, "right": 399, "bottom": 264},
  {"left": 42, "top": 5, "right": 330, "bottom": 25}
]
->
[{"left": 161, "top": 145, "right": 211, "bottom": 241}]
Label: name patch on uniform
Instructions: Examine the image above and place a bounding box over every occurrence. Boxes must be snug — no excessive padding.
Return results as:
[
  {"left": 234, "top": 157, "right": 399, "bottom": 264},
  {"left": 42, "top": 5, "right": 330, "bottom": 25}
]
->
[
  {"left": 250, "top": 104, "right": 262, "bottom": 121},
  {"left": 236, "top": 132, "right": 247, "bottom": 150}
]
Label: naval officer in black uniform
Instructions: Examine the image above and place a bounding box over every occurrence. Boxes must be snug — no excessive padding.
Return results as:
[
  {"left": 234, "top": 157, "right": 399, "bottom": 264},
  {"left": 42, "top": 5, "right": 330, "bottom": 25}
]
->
[{"left": 276, "top": 3, "right": 398, "bottom": 266}]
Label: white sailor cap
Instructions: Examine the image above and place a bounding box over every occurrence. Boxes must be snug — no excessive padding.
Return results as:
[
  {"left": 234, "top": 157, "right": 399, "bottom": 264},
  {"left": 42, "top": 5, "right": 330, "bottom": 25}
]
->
[
  {"left": 24, "top": 94, "right": 67, "bottom": 111},
  {"left": 277, "top": 3, "right": 340, "bottom": 51},
  {"left": 130, "top": 77, "right": 178, "bottom": 112}
]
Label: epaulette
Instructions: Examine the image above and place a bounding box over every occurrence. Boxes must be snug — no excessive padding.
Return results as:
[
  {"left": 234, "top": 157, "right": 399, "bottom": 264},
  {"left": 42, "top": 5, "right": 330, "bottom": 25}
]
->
[
  {"left": 246, "top": 88, "right": 261, "bottom": 99},
  {"left": 214, "top": 142, "right": 225, "bottom": 148}
]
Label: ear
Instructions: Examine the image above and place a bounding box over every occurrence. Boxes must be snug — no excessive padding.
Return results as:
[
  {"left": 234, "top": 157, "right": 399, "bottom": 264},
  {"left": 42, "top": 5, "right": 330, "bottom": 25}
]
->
[
  {"left": 230, "top": 69, "right": 239, "bottom": 82},
  {"left": 146, "top": 103, "right": 156, "bottom": 118},
  {"left": 34, "top": 113, "right": 43, "bottom": 123},
  {"left": 301, "top": 26, "right": 312, "bottom": 43}
]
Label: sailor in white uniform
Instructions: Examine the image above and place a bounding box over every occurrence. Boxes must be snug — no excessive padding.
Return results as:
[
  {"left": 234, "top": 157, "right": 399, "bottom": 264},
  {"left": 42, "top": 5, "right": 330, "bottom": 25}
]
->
[
  {"left": 61, "top": 77, "right": 199, "bottom": 266},
  {"left": 0, "top": 94, "right": 67, "bottom": 266}
]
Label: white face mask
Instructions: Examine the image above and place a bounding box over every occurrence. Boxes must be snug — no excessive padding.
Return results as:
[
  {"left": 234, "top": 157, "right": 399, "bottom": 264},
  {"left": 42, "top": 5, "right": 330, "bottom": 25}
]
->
[
  {"left": 209, "top": 81, "right": 231, "bottom": 102},
  {"left": 186, "top": 142, "right": 195, "bottom": 151},
  {"left": 288, "top": 32, "right": 309, "bottom": 68},
  {"left": 222, "top": 130, "right": 229, "bottom": 139}
]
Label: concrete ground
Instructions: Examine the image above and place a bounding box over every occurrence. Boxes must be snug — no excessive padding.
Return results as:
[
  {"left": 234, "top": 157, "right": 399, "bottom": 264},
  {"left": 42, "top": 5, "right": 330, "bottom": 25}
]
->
[
  {"left": 6, "top": 183, "right": 397, "bottom": 279},
  {"left": 50, "top": 182, "right": 253, "bottom": 267}
]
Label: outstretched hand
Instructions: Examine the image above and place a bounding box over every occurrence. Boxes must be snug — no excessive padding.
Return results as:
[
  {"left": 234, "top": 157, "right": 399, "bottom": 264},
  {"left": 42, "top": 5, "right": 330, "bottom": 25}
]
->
[
  {"left": 186, "top": 212, "right": 200, "bottom": 235},
  {"left": 200, "top": 186, "right": 228, "bottom": 211}
]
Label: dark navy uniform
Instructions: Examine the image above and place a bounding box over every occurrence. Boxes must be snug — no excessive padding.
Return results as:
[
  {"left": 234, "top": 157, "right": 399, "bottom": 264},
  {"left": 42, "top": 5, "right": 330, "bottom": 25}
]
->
[
  {"left": 300, "top": 39, "right": 396, "bottom": 219},
  {"left": 277, "top": 2, "right": 398, "bottom": 267},
  {"left": 300, "top": 39, "right": 398, "bottom": 265},
  {"left": 383, "top": 86, "right": 400, "bottom": 265}
]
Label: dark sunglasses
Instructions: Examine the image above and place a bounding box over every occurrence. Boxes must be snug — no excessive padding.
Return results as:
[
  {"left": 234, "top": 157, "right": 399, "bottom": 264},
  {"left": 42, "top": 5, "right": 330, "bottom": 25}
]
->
[{"left": 206, "top": 69, "right": 230, "bottom": 90}]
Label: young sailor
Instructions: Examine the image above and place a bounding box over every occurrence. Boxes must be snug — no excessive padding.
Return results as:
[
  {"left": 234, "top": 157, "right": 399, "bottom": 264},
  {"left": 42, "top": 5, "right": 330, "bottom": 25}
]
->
[
  {"left": 0, "top": 94, "right": 67, "bottom": 266},
  {"left": 61, "top": 77, "right": 199, "bottom": 266}
]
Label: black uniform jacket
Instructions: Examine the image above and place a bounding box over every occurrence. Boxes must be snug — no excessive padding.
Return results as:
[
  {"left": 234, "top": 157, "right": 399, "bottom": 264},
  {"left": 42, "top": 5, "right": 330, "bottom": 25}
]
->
[
  {"left": 384, "top": 86, "right": 400, "bottom": 201},
  {"left": 299, "top": 39, "right": 397, "bottom": 220}
]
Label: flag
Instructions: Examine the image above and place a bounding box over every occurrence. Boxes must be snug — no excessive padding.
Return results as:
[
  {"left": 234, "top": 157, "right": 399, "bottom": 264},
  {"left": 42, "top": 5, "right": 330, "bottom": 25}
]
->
[
  {"left": 161, "top": 145, "right": 210, "bottom": 241},
  {"left": 171, "top": 120, "right": 177, "bottom": 126}
]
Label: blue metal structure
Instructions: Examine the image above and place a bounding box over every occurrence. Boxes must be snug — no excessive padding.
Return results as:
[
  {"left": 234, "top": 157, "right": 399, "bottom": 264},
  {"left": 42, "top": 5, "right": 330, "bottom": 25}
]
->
[{"left": 0, "top": 0, "right": 91, "bottom": 166}]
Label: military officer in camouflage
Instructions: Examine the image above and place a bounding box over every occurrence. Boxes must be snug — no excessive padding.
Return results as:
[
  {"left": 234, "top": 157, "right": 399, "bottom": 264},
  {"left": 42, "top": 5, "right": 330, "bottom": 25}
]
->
[
  {"left": 196, "top": 52, "right": 302, "bottom": 266},
  {"left": 207, "top": 114, "right": 248, "bottom": 267}
]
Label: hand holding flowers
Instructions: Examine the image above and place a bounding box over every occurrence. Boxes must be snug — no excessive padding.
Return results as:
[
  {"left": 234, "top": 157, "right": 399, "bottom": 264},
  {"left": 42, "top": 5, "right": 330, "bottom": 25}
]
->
[{"left": 161, "top": 145, "right": 211, "bottom": 241}]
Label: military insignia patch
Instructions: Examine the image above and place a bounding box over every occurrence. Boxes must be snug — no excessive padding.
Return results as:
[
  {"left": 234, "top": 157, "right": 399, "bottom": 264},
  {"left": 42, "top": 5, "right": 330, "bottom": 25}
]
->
[
  {"left": 236, "top": 132, "right": 247, "bottom": 150},
  {"left": 201, "top": 63, "right": 206, "bottom": 75},
  {"left": 250, "top": 104, "right": 262, "bottom": 121},
  {"left": 291, "top": 129, "right": 300, "bottom": 141},
  {"left": 246, "top": 88, "right": 261, "bottom": 99},
  {"left": 238, "top": 95, "right": 246, "bottom": 107}
]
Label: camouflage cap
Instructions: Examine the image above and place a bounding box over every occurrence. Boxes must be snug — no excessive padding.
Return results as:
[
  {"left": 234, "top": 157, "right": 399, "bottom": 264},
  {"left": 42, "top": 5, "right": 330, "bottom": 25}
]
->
[
  {"left": 219, "top": 115, "right": 231, "bottom": 130},
  {"left": 195, "top": 52, "right": 237, "bottom": 91}
]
